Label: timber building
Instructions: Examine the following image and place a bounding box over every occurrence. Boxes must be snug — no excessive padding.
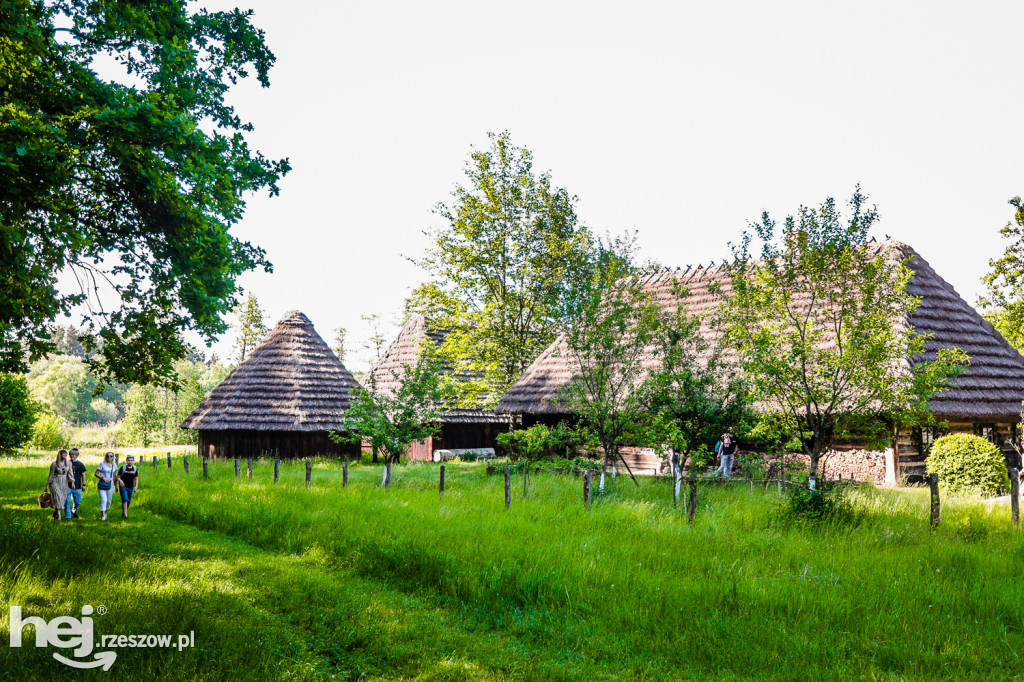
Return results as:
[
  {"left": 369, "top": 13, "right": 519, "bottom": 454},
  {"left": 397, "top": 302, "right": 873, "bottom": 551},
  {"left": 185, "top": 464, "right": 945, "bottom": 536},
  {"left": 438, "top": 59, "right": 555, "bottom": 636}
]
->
[
  {"left": 496, "top": 240, "right": 1024, "bottom": 482},
  {"left": 181, "top": 310, "right": 363, "bottom": 459}
]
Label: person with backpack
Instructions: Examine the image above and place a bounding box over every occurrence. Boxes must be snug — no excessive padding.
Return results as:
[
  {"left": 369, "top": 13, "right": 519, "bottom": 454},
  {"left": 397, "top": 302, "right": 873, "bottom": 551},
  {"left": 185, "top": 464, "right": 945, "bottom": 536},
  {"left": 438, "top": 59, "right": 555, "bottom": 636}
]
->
[
  {"left": 116, "top": 455, "right": 140, "bottom": 519},
  {"left": 715, "top": 433, "right": 738, "bottom": 478},
  {"left": 94, "top": 452, "right": 116, "bottom": 521}
]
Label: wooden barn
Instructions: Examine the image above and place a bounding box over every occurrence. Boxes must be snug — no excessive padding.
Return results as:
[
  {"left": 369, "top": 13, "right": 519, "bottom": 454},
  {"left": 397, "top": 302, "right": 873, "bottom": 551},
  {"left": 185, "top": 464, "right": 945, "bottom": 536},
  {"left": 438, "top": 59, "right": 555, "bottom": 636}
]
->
[
  {"left": 496, "top": 239, "right": 1024, "bottom": 483},
  {"left": 364, "top": 314, "right": 507, "bottom": 461},
  {"left": 181, "top": 310, "right": 364, "bottom": 459}
]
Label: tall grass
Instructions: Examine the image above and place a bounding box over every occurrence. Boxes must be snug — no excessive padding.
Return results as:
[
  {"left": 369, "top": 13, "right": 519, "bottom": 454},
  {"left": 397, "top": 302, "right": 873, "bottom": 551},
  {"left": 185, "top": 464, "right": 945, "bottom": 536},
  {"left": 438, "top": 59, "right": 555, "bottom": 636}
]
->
[{"left": 1, "top": 457, "right": 1022, "bottom": 680}]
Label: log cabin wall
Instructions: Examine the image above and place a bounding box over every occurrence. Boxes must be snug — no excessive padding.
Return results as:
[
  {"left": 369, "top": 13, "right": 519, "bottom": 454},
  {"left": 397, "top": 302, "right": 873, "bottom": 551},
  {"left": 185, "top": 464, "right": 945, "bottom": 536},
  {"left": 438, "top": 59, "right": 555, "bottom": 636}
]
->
[{"left": 198, "top": 430, "right": 362, "bottom": 460}]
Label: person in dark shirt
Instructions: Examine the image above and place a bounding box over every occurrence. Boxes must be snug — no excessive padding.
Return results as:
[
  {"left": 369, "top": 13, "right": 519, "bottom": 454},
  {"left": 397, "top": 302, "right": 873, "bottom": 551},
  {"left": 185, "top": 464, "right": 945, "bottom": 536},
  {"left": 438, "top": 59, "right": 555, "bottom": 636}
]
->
[
  {"left": 65, "top": 448, "right": 87, "bottom": 520},
  {"left": 715, "top": 433, "right": 739, "bottom": 478},
  {"left": 116, "top": 455, "right": 140, "bottom": 520}
]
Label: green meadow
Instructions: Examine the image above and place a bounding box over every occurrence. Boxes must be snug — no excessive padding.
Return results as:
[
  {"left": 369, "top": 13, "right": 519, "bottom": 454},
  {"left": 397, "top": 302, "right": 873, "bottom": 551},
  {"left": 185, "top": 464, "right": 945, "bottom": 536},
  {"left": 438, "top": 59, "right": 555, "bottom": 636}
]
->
[{"left": 1, "top": 456, "right": 1022, "bottom": 681}]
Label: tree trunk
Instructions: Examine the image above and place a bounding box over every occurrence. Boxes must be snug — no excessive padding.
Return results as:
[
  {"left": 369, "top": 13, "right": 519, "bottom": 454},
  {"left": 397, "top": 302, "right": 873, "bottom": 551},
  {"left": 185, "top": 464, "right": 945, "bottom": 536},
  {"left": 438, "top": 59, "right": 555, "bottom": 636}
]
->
[{"left": 372, "top": 444, "right": 378, "bottom": 464}]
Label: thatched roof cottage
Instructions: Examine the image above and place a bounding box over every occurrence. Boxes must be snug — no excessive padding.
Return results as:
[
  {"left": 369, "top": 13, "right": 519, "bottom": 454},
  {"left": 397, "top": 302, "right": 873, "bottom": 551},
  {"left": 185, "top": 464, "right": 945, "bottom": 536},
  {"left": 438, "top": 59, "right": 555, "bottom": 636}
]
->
[
  {"left": 364, "top": 314, "right": 507, "bottom": 460},
  {"left": 181, "top": 310, "right": 363, "bottom": 459},
  {"left": 497, "top": 240, "right": 1024, "bottom": 482}
]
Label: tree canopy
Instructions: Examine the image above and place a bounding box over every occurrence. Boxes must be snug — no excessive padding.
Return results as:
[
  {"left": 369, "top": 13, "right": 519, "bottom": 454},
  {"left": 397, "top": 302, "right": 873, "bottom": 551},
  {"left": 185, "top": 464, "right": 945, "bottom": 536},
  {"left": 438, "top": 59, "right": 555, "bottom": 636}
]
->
[
  {"left": 723, "top": 189, "right": 967, "bottom": 479},
  {"left": 232, "top": 292, "right": 268, "bottom": 363},
  {"left": 979, "top": 196, "right": 1024, "bottom": 352},
  {"left": 408, "top": 131, "right": 603, "bottom": 407},
  {"left": 1, "top": 0, "right": 289, "bottom": 387}
]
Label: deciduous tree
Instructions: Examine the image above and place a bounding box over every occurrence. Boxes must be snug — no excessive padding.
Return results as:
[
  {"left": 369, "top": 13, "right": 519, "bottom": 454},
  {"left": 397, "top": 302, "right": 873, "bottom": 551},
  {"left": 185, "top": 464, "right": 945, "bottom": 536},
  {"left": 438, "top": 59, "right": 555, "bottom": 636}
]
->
[
  {"left": 979, "top": 196, "right": 1024, "bottom": 351},
  {"left": 0, "top": 373, "right": 36, "bottom": 455},
  {"left": 332, "top": 351, "right": 446, "bottom": 467},
  {"left": 723, "top": 189, "right": 967, "bottom": 482},
  {"left": 408, "top": 132, "right": 600, "bottom": 407},
  {"left": 1, "top": 0, "right": 289, "bottom": 386}
]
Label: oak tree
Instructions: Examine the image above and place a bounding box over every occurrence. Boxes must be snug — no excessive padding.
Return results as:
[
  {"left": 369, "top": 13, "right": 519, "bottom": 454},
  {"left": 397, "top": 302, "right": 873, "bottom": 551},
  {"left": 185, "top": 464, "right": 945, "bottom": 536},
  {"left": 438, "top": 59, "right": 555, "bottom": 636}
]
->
[{"left": 1, "top": 0, "right": 289, "bottom": 386}]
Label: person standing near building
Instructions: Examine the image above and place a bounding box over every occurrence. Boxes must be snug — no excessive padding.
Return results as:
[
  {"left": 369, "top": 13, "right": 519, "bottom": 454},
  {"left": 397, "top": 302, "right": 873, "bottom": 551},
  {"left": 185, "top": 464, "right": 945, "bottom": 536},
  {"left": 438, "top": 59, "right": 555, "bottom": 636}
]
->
[
  {"left": 65, "top": 448, "right": 87, "bottom": 519},
  {"left": 715, "top": 433, "right": 738, "bottom": 478},
  {"left": 116, "top": 455, "right": 140, "bottom": 519},
  {"left": 94, "top": 452, "right": 116, "bottom": 521}
]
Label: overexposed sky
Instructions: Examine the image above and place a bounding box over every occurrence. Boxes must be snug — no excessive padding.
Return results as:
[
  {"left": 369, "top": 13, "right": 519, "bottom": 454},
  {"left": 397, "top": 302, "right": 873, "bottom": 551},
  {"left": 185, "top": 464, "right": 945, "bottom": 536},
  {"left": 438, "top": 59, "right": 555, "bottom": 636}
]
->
[{"left": 192, "top": 0, "right": 1024, "bottom": 371}]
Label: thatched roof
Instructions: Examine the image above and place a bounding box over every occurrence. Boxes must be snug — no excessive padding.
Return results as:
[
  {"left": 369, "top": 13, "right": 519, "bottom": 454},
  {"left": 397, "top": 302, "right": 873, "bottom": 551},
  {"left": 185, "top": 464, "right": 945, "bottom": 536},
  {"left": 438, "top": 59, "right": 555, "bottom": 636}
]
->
[
  {"left": 181, "top": 310, "right": 362, "bottom": 431},
  {"left": 364, "top": 314, "right": 506, "bottom": 424},
  {"left": 497, "top": 239, "right": 1024, "bottom": 422}
]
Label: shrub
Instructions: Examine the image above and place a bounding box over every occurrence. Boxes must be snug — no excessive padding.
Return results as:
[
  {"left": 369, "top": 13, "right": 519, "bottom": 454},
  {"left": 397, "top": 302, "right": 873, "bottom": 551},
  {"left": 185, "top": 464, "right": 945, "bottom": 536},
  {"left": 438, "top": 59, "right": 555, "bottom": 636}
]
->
[
  {"left": 0, "top": 373, "right": 36, "bottom": 455},
  {"left": 781, "top": 481, "right": 856, "bottom": 525},
  {"left": 31, "top": 413, "right": 71, "bottom": 451},
  {"left": 926, "top": 434, "right": 1007, "bottom": 496}
]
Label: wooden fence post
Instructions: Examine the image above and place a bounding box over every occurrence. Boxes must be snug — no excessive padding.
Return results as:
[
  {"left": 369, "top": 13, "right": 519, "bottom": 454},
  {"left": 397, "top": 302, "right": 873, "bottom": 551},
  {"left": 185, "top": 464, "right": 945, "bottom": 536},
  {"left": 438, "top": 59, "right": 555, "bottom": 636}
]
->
[
  {"left": 343, "top": 461, "right": 349, "bottom": 489},
  {"left": 247, "top": 458, "right": 253, "bottom": 481},
  {"left": 167, "top": 451, "right": 172, "bottom": 469},
  {"left": 439, "top": 464, "right": 445, "bottom": 500},
  {"left": 152, "top": 455, "right": 157, "bottom": 469},
  {"left": 1011, "top": 468, "right": 1020, "bottom": 528},
  {"left": 202, "top": 456, "right": 208, "bottom": 479},
  {"left": 183, "top": 456, "right": 189, "bottom": 474},
  {"left": 306, "top": 460, "right": 312, "bottom": 488},
  {"left": 114, "top": 453, "right": 119, "bottom": 468},
  {"left": 584, "top": 469, "right": 592, "bottom": 510},
  {"left": 274, "top": 459, "right": 280, "bottom": 483},
  {"left": 929, "top": 473, "right": 941, "bottom": 528},
  {"left": 504, "top": 466, "right": 511, "bottom": 509},
  {"left": 234, "top": 458, "right": 240, "bottom": 479},
  {"left": 687, "top": 473, "right": 697, "bottom": 524}
]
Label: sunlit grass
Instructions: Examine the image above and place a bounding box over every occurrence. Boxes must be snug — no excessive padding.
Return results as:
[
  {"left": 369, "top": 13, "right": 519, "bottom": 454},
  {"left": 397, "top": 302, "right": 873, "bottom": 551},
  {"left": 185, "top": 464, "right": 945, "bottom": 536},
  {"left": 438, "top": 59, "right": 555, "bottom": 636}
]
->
[{"left": 1, "top": 456, "right": 1022, "bottom": 680}]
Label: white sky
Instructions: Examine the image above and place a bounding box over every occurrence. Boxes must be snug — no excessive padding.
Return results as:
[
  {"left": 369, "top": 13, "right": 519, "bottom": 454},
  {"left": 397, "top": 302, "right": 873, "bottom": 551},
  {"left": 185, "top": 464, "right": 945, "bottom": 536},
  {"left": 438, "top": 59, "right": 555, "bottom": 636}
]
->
[{"left": 191, "top": 0, "right": 1024, "bottom": 372}]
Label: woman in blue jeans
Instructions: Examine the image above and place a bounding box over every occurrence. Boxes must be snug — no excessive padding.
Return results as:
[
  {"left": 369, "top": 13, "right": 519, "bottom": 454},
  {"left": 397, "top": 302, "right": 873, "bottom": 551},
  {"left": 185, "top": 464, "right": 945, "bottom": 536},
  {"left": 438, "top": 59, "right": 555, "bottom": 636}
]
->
[{"left": 715, "top": 433, "right": 738, "bottom": 478}]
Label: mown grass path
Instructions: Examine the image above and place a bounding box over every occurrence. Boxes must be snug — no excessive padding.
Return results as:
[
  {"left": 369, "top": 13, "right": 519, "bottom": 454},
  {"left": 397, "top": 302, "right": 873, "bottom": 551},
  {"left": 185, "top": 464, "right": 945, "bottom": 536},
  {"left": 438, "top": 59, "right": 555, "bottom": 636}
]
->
[{"left": 2, "top": 458, "right": 1023, "bottom": 680}]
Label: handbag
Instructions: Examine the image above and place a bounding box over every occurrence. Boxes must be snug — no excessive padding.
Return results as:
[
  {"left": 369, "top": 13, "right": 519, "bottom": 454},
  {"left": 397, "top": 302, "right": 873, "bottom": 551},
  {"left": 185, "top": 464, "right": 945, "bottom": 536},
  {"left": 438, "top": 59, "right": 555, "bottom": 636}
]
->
[
  {"left": 37, "top": 492, "right": 52, "bottom": 508},
  {"left": 97, "top": 467, "right": 112, "bottom": 491}
]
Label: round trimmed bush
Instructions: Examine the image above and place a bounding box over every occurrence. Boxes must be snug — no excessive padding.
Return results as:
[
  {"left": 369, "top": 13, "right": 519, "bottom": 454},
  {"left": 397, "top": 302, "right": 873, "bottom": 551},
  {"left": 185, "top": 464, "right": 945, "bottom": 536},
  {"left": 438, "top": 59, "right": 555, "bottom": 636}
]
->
[{"left": 926, "top": 433, "right": 1008, "bottom": 496}]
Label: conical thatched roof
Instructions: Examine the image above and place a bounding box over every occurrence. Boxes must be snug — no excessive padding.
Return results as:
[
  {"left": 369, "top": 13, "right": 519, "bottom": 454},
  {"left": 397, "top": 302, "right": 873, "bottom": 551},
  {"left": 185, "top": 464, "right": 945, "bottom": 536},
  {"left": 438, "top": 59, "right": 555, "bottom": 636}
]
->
[
  {"left": 182, "top": 310, "right": 362, "bottom": 431},
  {"left": 365, "top": 314, "right": 506, "bottom": 424},
  {"left": 497, "top": 239, "right": 1024, "bottom": 421}
]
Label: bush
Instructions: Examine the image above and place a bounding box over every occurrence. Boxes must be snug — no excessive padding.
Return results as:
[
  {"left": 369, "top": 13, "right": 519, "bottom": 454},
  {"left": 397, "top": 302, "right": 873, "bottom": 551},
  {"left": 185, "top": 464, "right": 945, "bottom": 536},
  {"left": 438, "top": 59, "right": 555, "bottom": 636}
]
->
[
  {"left": 0, "top": 373, "right": 36, "bottom": 455},
  {"left": 781, "top": 481, "right": 856, "bottom": 525},
  {"left": 31, "top": 413, "right": 71, "bottom": 451},
  {"left": 926, "top": 434, "right": 1008, "bottom": 496}
]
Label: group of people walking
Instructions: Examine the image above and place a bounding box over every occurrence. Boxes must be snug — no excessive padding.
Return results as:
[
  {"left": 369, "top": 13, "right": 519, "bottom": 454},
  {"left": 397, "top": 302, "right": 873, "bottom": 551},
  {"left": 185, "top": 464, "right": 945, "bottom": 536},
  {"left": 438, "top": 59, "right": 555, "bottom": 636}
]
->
[{"left": 45, "top": 449, "right": 140, "bottom": 521}]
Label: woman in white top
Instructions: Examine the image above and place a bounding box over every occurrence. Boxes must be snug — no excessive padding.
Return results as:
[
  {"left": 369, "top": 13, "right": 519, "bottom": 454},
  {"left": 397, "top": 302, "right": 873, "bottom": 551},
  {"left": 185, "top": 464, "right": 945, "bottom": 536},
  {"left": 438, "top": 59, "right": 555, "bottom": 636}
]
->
[{"left": 94, "top": 452, "right": 116, "bottom": 521}]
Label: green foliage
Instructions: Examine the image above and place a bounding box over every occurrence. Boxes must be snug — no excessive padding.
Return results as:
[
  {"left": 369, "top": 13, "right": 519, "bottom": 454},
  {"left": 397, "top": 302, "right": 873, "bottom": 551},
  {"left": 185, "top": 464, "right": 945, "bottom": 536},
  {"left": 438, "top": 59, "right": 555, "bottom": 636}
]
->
[
  {"left": 0, "top": 373, "right": 36, "bottom": 454},
  {"left": 121, "top": 359, "right": 206, "bottom": 446},
  {"left": 0, "top": 0, "right": 288, "bottom": 386},
  {"left": 232, "top": 293, "right": 269, "bottom": 363},
  {"left": 723, "top": 188, "right": 967, "bottom": 478},
  {"left": 408, "top": 131, "right": 608, "bottom": 406},
  {"left": 30, "top": 412, "right": 71, "bottom": 451},
  {"left": 926, "top": 434, "right": 1008, "bottom": 496},
  {"left": 557, "top": 252, "right": 666, "bottom": 483},
  {"left": 332, "top": 326, "right": 348, "bottom": 363},
  {"left": 781, "top": 481, "right": 857, "bottom": 525},
  {"left": 121, "top": 384, "right": 163, "bottom": 448},
  {"left": 497, "top": 424, "right": 554, "bottom": 462},
  {"left": 647, "top": 280, "right": 756, "bottom": 467},
  {"left": 979, "top": 197, "right": 1024, "bottom": 353},
  {"left": 333, "top": 352, "right": 447, "bottom": 464}
]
